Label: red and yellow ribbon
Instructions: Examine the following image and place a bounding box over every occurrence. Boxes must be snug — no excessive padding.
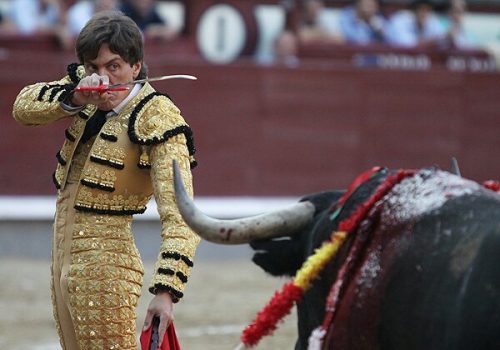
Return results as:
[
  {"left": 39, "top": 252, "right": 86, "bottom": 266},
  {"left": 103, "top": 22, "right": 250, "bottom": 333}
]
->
[{"left": 240, "top": 230, "right": 348, "bottom": 347}]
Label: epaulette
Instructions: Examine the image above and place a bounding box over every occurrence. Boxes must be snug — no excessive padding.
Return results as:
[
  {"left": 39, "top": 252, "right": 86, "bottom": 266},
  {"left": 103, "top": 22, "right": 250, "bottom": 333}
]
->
[
  {"left": 67, "top": 63, "right": 86, "bottom": 84},
  {"left": 128, "top": 92, "right": 196, "bottom": 164}
]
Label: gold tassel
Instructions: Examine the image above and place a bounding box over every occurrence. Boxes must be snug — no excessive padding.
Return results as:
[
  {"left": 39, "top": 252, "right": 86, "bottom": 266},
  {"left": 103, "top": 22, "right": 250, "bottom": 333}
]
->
[{"left": 139, "top": 145, "right": 151, "bottom": 168}]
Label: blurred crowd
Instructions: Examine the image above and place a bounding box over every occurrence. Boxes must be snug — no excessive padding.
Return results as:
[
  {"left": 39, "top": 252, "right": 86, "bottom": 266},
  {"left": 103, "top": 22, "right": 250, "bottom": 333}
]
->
[
  {"left": 0, "top": 0, "right": 481, "bottom": 64},
  {"left": 273, "top": 0, "right": 478, "bottom": 65},
  {"left": 0, "top": 0, "right": 179, "bottom": 48}
]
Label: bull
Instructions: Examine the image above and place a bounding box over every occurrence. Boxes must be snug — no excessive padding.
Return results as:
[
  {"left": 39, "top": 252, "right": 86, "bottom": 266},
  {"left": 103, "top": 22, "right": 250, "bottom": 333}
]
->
[{"left": 173, "top": 161, "right": 500, "bottom": 350}]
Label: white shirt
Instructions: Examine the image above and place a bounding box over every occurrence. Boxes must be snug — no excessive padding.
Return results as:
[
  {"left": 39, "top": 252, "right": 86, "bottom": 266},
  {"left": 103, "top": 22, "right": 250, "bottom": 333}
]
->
[{"left": 109, "top": 83, "right": 141, "bottom": 116}]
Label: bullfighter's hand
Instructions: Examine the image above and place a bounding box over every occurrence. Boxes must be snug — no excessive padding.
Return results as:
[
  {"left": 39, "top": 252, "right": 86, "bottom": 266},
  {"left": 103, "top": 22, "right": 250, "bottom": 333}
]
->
[
  {"left": 143, "top": 291, "right": 174, "bottom": 348},
  {"left": 71, "top": 73, "right": 111, "bottom": 107}
]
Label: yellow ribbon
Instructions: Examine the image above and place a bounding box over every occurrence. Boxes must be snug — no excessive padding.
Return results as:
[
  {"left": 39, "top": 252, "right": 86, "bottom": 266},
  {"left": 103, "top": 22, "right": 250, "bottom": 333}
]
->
[{"left": 293, "top": 231, "right": 348, "bottom": 290}]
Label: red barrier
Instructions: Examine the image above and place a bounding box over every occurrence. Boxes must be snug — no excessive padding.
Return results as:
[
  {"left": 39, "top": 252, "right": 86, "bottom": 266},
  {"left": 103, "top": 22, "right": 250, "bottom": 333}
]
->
[{"left": 1, "top": 35, "right": 499, "bottom": 196}]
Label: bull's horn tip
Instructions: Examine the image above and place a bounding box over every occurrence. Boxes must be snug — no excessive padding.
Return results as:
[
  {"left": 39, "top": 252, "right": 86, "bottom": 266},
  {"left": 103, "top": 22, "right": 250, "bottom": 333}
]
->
[{"left": 450, "top": 157, "right": 461, "bottom": 177}]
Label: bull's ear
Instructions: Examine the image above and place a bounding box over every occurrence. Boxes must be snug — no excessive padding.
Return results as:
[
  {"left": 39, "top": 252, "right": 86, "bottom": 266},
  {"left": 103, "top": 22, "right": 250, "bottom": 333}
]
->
[
  {"left": 450, "top": 157, "right": 461, "bottom": 176},
  {"left": 300, "top": 190, "right": 346, "bottom": 216}
]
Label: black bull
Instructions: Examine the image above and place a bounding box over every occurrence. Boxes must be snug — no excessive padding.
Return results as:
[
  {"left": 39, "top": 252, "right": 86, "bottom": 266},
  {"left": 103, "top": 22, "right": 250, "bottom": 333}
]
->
[{"left": 174, "top": 165, "right": 500, "bottom": 350}]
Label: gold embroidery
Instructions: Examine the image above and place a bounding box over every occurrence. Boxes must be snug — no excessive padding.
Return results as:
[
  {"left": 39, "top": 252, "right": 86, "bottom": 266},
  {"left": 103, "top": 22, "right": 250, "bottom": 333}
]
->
[
  {"left": 153, "top": 274, "right": 185, "bottom": 292},
  {"left": 139, "top": 145, "right": 150, "bottom": 168},
  {"left": 54, "top": 164, "right": 65, "bottom": 187},
  {"left": 100, "top": 119, "right": 123, "bottom": 136},
  {"left": 157, "top": 256, "right": 190, "bottom": 280},
  {"left": 67, "top": 141, "right": 93, "bottom": 184},
  {"left": 75, "top": 187, "right": 150, "bottom": 213},
  {"left": 13, "top": 76, "right": 81, "bottom": 126},
  {"left": 132, "top": 92, "right": 187, "bottom": 143},
  {"left": 81, "top": 104, "right": 98, "bottom": 119},
  {"left": 66, "top": 211, "right": 143, "bottom": 349},
  {"left": 148, "top": 137, "right": 200, "bottom": 297},
  {"left": 59, "top": 140, "right": 73, "bottom": 164},
  {"left": 82, "top": 166, "right": 117, "bottom": 190},
  {"left": 90, "top": 140, "right": 126, "bottom": 168},
  {"left": 57, "top": 116, "right": 88, "bottom": 187},
  {"left": 67, "top": 117, "right": 86, "bottom": 138}
]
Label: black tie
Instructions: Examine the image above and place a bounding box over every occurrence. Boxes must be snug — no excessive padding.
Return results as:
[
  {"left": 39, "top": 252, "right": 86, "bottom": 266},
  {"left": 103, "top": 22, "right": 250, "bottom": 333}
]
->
[{"left": 81, "top": 109, "right": 108, "bottom": 144}]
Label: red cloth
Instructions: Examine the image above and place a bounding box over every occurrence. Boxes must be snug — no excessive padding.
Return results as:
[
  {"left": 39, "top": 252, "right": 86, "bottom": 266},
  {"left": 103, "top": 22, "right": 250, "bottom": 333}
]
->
[{"left": 140, "top": 323, "right": 181, "bottom": 350}]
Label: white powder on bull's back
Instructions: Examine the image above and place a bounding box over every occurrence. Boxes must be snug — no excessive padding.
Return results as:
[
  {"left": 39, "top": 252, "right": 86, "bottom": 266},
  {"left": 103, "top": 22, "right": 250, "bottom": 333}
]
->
[{"left": 381, "top": 169, "right": 481, "bottom": 224}]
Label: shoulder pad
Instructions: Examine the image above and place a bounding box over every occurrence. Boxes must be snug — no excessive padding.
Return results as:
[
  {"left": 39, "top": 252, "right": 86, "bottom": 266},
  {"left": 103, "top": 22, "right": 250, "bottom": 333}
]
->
[
  {"left": 67, "top": 63, "right": 86, "bottom": 84},
  {"left": 128, "top": 92, "right": 196, "bottom": 154}
]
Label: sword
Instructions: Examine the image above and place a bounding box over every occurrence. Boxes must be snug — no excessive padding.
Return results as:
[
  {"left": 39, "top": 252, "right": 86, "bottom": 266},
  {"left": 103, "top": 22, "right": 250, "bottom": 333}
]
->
[
  {"left": 75, "top": 74, "right": 197, "bottom": 92},
  {"left": 150, "top": 317, "right": 160, "bottom": 350}
]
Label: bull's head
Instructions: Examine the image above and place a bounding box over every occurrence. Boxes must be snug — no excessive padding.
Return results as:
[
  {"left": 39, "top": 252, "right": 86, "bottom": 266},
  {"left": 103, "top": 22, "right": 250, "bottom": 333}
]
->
[{"left": 174, "top": 157, "right": 463, "bottom": 247}]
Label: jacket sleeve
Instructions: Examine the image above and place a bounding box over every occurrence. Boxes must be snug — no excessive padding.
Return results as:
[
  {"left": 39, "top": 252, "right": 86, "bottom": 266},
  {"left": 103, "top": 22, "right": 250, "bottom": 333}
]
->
[
  {"left": 12, "top": 75, "right": 78, "bottom": 126},
  {"left": 148, "top": 133, "right": 200, "bottom": 302}
]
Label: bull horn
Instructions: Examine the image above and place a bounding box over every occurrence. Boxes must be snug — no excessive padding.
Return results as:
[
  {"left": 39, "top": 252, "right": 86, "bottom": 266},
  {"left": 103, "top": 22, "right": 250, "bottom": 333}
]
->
[
  {"left": 173, "top": 160, "right": 315, "bottom": 244},
  {"left": 450, "top": 157, "right": 461, "bottom": 176}
]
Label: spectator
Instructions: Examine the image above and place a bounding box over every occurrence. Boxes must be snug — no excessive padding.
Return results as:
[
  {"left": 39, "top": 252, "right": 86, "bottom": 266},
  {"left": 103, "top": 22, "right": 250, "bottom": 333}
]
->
[
  {"left": 297, "top": 0, "right": 343, "bottom": 44},
  {"left": 120, "top": 0, "right": 179, "bottom": 41},
  {"left": 442, "top": 0, "right": 477, "bottom": 50},
  {"left": 338, "top": 0, "right": 388, "bottom": 45},
  {"left": 8, "top": 0, "right": 63, "bottom": 35},
  {"left": 273, "top": 29, "right": 300, "bottom": 67},
  {"left": 0, "top": 9, "right": 17, "bottom": 34},
  {"left": 58, "top": 0, "right": 119, "bottom": 50},
  {"left": 66, "top": 0, "right": 119, "bottom": 37},
  {"left": 386, "top": 0, "right": 445, "bottom": 48}
]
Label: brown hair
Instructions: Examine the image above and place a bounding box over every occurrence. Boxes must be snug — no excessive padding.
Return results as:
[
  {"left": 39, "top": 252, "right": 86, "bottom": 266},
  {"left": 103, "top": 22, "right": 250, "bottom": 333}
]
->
[{"left": 75, "top": 10, "right": 148, "bottom": 79}]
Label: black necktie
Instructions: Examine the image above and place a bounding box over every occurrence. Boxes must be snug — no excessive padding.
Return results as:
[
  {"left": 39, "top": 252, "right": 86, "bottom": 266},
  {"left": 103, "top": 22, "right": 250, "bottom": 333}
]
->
[{"left": 81, "top": 109, "right": 108, "bottom": 144}]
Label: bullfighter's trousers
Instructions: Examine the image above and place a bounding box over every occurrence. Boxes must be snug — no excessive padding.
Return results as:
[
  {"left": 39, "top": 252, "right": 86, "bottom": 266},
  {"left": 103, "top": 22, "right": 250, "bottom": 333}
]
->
[{"left": 51, "top": 182, "right": 144, "bottom": 350}]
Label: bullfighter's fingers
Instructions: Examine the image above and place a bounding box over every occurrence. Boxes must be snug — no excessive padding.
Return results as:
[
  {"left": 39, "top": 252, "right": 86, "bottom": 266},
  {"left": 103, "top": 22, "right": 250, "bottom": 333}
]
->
[{"left": 158, "top": 314, "right": 173, "bottom": 348}]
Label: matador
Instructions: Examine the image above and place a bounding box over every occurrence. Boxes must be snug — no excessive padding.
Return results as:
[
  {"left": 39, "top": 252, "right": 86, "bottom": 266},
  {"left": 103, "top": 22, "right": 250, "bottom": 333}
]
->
[{"left": 12, "top": 11, "right": 200, "bottom": 350}]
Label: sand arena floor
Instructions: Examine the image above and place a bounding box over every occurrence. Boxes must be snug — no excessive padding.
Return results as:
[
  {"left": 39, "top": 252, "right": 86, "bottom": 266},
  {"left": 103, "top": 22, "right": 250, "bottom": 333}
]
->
[{"left": 0, "top": 258, "right": 297, "bottom": 350}]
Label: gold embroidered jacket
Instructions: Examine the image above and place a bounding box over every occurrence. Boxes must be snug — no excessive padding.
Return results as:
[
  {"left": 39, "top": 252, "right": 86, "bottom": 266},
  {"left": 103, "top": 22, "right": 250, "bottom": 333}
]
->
[{"left": 13, "top": 64, "right": 200, "bottom": 301}]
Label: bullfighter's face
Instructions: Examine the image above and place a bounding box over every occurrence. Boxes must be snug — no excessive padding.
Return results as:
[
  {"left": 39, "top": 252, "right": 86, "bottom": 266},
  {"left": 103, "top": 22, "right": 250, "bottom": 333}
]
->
[{"left": 84, "top": 44, "right": 141, "bottom": 111}]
